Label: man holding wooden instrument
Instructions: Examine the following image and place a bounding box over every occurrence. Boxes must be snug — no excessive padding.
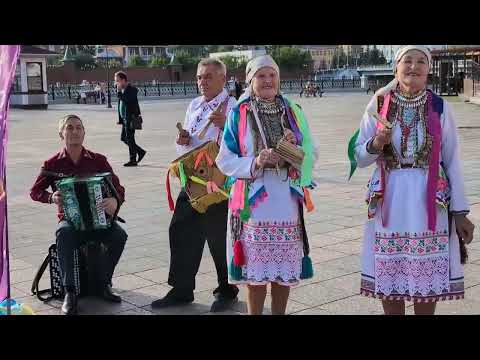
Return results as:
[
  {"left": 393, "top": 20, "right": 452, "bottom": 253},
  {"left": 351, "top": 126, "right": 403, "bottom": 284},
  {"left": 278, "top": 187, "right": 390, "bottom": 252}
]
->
[{"left": 151, "top": 58, "right": 238, "bottom": 312}]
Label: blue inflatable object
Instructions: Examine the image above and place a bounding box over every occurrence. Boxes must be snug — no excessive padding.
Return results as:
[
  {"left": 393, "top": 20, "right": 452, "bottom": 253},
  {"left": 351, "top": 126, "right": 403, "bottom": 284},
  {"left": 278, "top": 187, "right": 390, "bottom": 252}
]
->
[{"left": 0, "top": 298, "right": 35, "bottom": 315}]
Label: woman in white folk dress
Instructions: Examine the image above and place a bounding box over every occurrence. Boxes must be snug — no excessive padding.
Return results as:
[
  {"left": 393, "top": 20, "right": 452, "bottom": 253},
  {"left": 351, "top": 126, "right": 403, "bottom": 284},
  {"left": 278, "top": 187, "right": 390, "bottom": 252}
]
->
[
  {"left": 353, "top": 45, "right": 475, "bottom": 315},
  {"left": 216, "top": 55, "right": 317, "bottom": 315}
]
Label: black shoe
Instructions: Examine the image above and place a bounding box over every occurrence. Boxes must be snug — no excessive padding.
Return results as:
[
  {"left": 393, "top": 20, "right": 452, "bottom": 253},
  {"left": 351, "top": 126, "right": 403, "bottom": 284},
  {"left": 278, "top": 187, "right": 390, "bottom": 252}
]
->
[
  {"left": 210, "top": 294, "right": 238, "bottom": 313},
  {"left": 151, "top": 289, "right": 194, "bottom": 309},
  {"left": 62, "top": 292, "right": 78, "bottom": 315},
  {"left": 101, "top": 285, "right": 122, "bottom": 303},
  {"left": 137, "top": 150, "right": 147, "bottom": 164},
  {"left": 123, "top": 161, "right": 138, "bottom": 167}
]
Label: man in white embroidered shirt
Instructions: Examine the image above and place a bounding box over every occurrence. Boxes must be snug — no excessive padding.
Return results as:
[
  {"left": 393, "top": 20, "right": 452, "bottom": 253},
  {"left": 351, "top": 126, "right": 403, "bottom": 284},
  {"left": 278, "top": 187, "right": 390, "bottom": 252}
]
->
[{"left": 152, "top": 58, "right": 238, "bottom": 312}]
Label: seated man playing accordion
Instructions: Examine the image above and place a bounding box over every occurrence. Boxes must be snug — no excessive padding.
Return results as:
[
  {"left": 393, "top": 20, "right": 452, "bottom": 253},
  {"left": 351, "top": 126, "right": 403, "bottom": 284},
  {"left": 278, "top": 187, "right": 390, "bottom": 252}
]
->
[{"left": 30, "top": 114, "right": 127, "bottom": 315}]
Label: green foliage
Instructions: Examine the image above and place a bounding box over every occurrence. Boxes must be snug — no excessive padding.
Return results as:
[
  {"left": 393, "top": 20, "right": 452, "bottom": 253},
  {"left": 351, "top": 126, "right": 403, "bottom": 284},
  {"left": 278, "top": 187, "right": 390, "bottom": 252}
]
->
[
  {"left": 267, "top": 46, "right": 313, "bottom": 71},
  {"left": 74, "top": 52, "right": 96, "bottom": 71},
  {"left": 174, "top": 49, "right": 200, "bottom": 69},
  {"left": 47, "top": 55, "right": 63, "bottom": 67},
  {"left": 218, "top": 55, "right": 248, "bottom": 71},
  {"left": 128, "top": 55, "right": 147, "bottom": 67},
  {"left": 149, "top": 55, "right": 170, "bottom": 67},
  {"left": 96, "top": 59, "right": 123, "bottom": 69},
  {"left": 75, "top": 45, "right": 96, "bottom": 56}
]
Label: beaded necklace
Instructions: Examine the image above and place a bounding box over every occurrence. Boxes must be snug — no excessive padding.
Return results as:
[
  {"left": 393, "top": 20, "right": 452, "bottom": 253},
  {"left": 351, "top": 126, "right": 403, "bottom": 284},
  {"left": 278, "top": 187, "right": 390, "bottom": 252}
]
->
[
  {"left": 391, "top": 89, "right": 427, "bottom": 160},
  {"left": 251, "top": 96, "right": 287, "bottom": 150}
]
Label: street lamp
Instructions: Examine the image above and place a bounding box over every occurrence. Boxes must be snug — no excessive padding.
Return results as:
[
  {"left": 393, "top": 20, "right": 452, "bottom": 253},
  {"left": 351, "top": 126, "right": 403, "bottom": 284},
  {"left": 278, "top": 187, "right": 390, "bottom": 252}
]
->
[
  {"left": 106, "top": 45, "right": 112, "bottom": 108},
  {"left": 96, "top": 45, "right": 112, "bottom": 108}
]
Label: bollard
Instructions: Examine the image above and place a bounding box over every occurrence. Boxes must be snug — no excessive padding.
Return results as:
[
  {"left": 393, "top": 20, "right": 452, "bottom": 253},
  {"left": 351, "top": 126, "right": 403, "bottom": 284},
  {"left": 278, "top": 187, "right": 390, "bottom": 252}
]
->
[
  {"left": 157, "top": 82, "right": 161, "bottom": 96},
  {"left": 51, "top": 84, "right": 55, "bottom": 101},
  {"left": 183, "top": 82, "right": 186, "bottom": 96},
  {"left": 170, "top": 82, "right": 174, "bottom": 96},
  {"left": 144, "top": 84, "right": 147, "bottom": 97},
  {"left": 68, "top": 85, "right": 71, "bottom": 100}
]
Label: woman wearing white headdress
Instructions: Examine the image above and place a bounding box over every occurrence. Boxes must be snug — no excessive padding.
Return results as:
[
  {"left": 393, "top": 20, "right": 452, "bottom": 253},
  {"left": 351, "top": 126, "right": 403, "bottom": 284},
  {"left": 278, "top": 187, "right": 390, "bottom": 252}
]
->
[
  {"left": 350, "top": 45, "right": 475, "bottom": 314},
  {"left": 216, "top": 55, "right": 318, "bottom": 315}
]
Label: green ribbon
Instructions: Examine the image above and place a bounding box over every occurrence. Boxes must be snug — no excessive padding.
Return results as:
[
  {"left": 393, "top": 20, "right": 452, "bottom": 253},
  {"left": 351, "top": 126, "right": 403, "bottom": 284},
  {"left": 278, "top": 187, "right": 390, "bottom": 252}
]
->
[
  {"left": 286, "top": 99, "right": 313, "bottom": 187},
  {"left": 190, "top": 175, "right": 229, "bottom": 198},
  {"left": 178, "top": 161, "right": 187, "bottom": 188},
  {"left": 348, "top": 129, "right": 360, "bottom": 180},
  {"left": 240, "top": 182, "right": 251, "bottom": 222}
]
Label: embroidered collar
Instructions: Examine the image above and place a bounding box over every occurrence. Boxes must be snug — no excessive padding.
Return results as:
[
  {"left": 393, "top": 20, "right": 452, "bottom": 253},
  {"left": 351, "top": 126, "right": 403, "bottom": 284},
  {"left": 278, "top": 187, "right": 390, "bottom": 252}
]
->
[{"left": 193, "top": 89, "right": 228, "bottom": 111}]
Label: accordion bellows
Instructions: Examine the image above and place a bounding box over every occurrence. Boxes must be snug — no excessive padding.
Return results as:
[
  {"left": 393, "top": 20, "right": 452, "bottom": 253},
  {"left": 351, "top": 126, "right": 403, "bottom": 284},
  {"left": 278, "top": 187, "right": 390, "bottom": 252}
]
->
[
  {"left": 56, "top": 174, "right": 114, "bottom": 231},
  {"left": 169, "top": 141, "right": 228, "bottom": 213}
]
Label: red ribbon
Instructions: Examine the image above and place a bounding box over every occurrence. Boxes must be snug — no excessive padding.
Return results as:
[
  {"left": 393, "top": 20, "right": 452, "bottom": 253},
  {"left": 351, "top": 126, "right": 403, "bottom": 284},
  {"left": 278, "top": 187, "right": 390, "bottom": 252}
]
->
[{"left": 166, "top": 169, "right": 175, "bottom": 211}]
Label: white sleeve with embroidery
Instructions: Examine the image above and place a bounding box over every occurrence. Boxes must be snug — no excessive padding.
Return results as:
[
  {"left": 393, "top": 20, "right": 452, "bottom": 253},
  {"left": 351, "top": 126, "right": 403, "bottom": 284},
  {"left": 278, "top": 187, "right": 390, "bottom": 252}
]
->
[
  {"left": 216, "top": 129, "right": 257, "bottom": 180},
  {"left": 355, "top": 98, "right": 380, "bottom": 168},
  {"left": 441, "top": 101, "right": 470, "bottom": 213},
  {"left": 175, "top": 101, "right": 194, "bottom": 156}
]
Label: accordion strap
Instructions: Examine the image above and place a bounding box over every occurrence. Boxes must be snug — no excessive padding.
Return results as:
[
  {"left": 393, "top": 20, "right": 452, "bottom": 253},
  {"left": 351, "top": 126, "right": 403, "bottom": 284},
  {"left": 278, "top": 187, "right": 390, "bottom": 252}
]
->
[
  {"left": 40, "top": 168, "right": 74, "bottom": 179},
  {"left": 31, "top": 252, "right": 54, "bottom": 302},
  {"left": 102, "top": 175, "right": 122, "bottom": 225}
]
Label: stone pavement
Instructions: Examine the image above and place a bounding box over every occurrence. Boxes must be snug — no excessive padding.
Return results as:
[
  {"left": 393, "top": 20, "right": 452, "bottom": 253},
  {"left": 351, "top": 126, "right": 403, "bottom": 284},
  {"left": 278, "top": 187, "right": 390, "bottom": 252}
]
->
[{"left": 6, "top": 93, "right": 480, "bottom": 315}]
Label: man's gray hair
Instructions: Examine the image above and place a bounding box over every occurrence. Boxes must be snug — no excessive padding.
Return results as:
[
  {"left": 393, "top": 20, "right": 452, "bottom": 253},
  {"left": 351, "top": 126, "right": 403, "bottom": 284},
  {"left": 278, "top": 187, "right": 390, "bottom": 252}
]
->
[
  {"left": 59, "top": 114, "right": 84, "bottom": 133},
  {"left": 197, "top": 58, "right": 227, "bottom": 76}
]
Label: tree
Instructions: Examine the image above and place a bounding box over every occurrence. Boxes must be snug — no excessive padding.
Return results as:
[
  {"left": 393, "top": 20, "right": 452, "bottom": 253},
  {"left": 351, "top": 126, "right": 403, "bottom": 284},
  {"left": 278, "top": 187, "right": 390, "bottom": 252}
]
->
[
  {"left": 74, "top": 52, "right": 97, "bottom": 71},
  {"left": 47, "top": 55, "right": 63, "bottom": 67},
  {"left": 149, "top": 55, "right": 170, "bottom": 67},
  {"left": 356, "top": 48, "right": 387, "bottom": 66},
  {"left": 96, "top": 59, "right": 123, "bottom": 69},
  {"left": 331, "top": 48, "right": 348, "bottom": 69},
  {"left": 174, "top": 49, "right": 200, "bottom": 69},
  {"left": 75, "top": 45, "right": 96, "bottom": 56},
  {"left": 128, "top": 55, "right": 147, "bottom": 67},
  {"left": 219, "top": 55, "right": 248, "bottom": 71},
  {"left": 268, "top": 46, "right": 312, "bottom": 71}
]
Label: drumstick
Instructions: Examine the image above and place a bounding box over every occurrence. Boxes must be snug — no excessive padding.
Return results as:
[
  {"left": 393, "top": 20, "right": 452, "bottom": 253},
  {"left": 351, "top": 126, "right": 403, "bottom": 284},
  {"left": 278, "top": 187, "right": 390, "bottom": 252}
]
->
[
  {"left": 198, "top": 102, "right": 224, "bottom": 140},
  {"left": 368, "top": 111, "right": 393, "bottom": 129},
  {"left": 176, "top": 122, "right": 189, "bottom": 137}
]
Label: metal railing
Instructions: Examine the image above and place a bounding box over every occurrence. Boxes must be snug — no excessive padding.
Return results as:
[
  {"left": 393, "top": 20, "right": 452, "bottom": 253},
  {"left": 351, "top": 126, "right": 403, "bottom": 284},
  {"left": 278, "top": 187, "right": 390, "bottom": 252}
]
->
[{"left": 47, "top": 78, "right": 363, "bottom": 102}]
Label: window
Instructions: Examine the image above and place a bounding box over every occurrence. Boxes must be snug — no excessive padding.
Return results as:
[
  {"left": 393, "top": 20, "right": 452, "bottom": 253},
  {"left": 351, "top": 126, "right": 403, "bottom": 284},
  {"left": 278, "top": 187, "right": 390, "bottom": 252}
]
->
[
  {"left": 143, "top": 47, "right": 153, "bottom": 56},
  {"left": 26, "top": 62, "right": 43, "bottom": 92},
  {"left": 129, "top": 47, "right": 140, "bottom": 56},
  {"left": 154, "top": 47, "right": 165, "bottom": 56}
]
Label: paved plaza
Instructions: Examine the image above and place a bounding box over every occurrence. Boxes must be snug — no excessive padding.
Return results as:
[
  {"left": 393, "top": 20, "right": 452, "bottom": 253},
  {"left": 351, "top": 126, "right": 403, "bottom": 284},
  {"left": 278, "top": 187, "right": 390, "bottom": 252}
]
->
[{"left": 6, "top": 93, "right": 480, "bottom": 315}]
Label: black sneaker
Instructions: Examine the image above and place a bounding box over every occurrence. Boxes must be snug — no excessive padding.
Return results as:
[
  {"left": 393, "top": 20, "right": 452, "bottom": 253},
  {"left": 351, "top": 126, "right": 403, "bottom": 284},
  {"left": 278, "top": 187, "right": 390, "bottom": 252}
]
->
[
  {"left": 151, "top": 289, "right": 194, "bottom": 309},
  {"left": 123, "top": 161, "right": 138, "bottom": 167}
]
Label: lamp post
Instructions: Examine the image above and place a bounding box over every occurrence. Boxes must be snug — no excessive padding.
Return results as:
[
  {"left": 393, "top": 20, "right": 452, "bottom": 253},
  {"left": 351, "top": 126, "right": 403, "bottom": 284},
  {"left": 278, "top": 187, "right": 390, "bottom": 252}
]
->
[{"left": 106, "top": 45, "right": 112, "bottom": 108}]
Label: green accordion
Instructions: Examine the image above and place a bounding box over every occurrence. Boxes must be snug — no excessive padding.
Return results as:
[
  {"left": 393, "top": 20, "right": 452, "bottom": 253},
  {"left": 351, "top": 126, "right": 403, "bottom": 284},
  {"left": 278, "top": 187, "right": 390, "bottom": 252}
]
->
[{"left": 56, "top": 173, "right": 119, "bottom": 231}]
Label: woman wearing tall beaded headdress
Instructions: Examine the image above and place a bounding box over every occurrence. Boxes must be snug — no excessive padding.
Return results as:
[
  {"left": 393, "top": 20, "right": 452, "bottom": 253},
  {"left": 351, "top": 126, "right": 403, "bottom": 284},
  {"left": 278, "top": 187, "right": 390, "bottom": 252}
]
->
[
  {"left": 350, "top": 45, "right": 475, "bottom": 315},
  {"left": 215, "top": 55, "right": 318, "bottom": 315}
]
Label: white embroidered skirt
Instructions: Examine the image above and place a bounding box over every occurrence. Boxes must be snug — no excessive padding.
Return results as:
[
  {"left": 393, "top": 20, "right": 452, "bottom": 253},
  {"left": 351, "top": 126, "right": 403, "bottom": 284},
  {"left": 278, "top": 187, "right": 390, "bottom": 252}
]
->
[
  {"left": 361, "top": 168, "right": 464, "bottom": 302},
  {"left": 227, "top": 169, "right": 304, "bottom": 286}
]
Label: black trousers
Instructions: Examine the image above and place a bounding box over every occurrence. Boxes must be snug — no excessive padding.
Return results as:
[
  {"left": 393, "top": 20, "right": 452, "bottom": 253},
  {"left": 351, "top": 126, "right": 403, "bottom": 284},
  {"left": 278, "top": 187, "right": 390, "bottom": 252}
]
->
[
  {"left": 121, "top": 124, "right": 145, "bottom": 162},
  {"left": 55, "top": 220, "right": 127, "bottom": 290},
  {"left": 168, "top": 191, "right": 238, "bottom": 299}
]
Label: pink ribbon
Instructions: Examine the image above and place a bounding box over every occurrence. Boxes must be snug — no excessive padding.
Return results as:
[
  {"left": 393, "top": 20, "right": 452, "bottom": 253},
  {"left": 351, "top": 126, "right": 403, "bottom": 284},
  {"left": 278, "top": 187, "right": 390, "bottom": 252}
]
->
[
  {"left": 377, "top": 93, "right": 391, "bottom": 227},
  {"left": 426, "top": 92, "right": 441, "bottom": 231},
  {"left": 206, "top": 181, "right": 220, "bottom": 194}
]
